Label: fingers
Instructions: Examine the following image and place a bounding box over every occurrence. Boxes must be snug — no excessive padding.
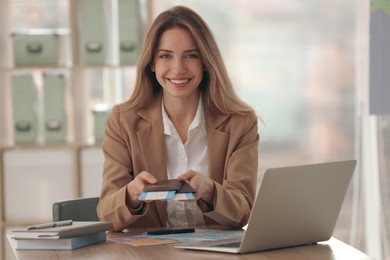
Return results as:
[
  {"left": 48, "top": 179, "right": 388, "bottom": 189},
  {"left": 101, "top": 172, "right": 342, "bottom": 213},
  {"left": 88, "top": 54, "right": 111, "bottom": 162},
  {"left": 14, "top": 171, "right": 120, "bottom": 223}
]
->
[
  {"left": 129, "top": 172, "right": 157, "bottom": 195},
  {"left": 137, "top": 171, "right": 158, "bottom": 184},
  {"left": 127, "top": 170, "right": 214, "bottom": 208},
  {"left": 177, "top": 170, "right": 213, "bottom": 201},
  {"left": 127, "top": 171, "right": 157, "bottom": 208},
  {"left": 177, "top": 170, "right": 196, "bottom": 181}
]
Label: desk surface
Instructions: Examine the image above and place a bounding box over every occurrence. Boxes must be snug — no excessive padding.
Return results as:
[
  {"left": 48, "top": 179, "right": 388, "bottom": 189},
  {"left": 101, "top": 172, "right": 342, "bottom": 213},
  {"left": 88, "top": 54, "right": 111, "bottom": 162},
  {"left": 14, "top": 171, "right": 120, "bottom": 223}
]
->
[{"left": 7, "top": 228, "right": 371, "bottom": 260}]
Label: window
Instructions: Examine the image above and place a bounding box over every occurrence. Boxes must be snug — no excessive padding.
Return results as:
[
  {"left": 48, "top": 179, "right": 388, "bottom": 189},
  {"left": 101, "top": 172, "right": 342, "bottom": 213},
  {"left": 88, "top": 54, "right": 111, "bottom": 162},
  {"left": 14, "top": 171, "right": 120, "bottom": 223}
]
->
[{"left": 154, "top": 0, "right": 365, "bottom": 254}]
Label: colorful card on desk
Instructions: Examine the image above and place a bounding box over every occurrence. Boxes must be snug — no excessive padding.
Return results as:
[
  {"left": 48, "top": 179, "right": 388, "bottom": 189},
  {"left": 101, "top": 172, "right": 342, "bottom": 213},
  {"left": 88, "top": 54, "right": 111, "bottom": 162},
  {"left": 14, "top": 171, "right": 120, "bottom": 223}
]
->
[
  {"left": 139, "top": 179, "right": 195, "bottom": 201},
  {"left": 110, "top": 229, "right": 244, "bottom": 247}
]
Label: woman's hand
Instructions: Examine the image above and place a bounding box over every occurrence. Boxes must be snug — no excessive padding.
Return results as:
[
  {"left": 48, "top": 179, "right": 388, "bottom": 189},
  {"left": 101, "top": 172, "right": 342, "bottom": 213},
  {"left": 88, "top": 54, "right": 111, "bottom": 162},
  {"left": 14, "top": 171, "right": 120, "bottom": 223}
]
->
[
  {"left": 126, "top": 171, "right": 157, "bottom": 209},
  {"left": 177, "top": 170, "right": 215, "bottom": 205}
]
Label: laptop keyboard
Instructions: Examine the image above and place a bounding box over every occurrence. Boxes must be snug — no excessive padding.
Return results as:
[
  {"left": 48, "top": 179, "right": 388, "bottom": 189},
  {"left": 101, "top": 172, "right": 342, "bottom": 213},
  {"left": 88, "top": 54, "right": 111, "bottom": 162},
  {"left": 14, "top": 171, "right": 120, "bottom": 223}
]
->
[{"left": 210, "top": 241, "right": 241, "bottom": 248}]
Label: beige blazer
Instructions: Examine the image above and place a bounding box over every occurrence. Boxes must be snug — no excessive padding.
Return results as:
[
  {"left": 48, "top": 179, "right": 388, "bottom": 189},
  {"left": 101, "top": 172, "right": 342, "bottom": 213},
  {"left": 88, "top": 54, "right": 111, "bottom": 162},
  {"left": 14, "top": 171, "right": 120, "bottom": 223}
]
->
[{"left": 97, "top": 95, "right": 259, "bottom": 231}]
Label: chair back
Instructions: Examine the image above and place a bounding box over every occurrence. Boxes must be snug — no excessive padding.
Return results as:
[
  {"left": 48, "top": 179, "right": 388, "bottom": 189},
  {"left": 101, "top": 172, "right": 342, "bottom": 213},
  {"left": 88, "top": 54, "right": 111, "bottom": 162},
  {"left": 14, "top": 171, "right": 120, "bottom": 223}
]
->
[{"left": 52, "top": 197, "right": 100, "bottom": 221}]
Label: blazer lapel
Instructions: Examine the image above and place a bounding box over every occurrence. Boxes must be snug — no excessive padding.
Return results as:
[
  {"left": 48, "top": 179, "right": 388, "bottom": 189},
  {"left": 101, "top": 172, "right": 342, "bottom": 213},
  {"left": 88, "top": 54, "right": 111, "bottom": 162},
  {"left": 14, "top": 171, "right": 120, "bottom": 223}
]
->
[
  {"left": 205, "top": 105, "right": 230, "bottom": 183},
  {"left": 136, "top": 125, "right": 167, "bottom": 180},
  {"left": 136, "top": 96, "right": 167, "bottom": 180},
  {"left": 136, "top": 95, "right": 168, "bottom": 225}
]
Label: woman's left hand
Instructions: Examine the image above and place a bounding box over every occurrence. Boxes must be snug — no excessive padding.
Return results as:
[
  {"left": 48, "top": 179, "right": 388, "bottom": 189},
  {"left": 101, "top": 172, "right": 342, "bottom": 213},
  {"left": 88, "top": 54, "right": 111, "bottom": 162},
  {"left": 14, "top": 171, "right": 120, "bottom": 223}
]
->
[{"left": 177, "top": 170, "right": 215, "bottom": 205}]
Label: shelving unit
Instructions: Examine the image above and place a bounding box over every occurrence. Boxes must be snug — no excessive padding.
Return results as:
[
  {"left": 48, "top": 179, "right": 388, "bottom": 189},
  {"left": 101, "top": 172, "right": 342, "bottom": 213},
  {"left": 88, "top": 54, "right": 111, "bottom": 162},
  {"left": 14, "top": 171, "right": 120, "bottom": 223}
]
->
[
  {"left": 0, "top": 144, "right": 104, "bottom": 260},
  {"left": 0, "top": 1, "right": 154, "bottom": 258}
]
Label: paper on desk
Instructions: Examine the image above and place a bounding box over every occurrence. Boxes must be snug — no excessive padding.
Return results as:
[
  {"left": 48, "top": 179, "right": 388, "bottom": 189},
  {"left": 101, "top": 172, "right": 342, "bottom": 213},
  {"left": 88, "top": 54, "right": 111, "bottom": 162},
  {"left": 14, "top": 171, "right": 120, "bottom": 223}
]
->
[
  {"left": 110, "top": 229, "right": 244, "bottom": 247},
  {"left": 115, "top": 236, "right": 179, "bottom": 247}
]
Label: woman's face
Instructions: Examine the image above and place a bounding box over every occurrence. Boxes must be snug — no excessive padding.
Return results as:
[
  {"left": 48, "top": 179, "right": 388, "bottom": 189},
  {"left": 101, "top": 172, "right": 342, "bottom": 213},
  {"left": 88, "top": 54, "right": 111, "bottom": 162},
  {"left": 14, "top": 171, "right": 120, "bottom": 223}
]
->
[{"left": 151, "top": 27, "right": 203, "bottom": 102}]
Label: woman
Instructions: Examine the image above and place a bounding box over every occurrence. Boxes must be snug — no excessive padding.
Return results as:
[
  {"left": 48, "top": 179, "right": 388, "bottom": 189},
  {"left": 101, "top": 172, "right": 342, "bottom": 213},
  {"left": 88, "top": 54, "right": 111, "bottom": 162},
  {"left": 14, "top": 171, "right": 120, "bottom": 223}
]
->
[{"left": 97, "top": 5, "right": 259, "bottom": 231}]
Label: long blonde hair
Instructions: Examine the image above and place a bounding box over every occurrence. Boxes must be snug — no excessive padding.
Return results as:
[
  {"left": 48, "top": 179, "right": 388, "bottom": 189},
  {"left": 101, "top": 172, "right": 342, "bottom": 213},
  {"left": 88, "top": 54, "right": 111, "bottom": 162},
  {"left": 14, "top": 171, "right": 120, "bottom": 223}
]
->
[{"left": 128, "top": 5, "right": 253, "bottom": 115}]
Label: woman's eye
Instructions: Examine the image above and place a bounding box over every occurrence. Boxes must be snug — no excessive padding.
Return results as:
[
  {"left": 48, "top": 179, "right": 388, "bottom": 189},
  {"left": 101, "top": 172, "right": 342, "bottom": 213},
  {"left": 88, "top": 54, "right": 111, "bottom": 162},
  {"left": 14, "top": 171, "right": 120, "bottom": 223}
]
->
[
  {"left": 160, "top": 54, "right": 171, "bottom": 59},
  {"left": 186, "top": 53, "right": 199, "bottom": 59}
]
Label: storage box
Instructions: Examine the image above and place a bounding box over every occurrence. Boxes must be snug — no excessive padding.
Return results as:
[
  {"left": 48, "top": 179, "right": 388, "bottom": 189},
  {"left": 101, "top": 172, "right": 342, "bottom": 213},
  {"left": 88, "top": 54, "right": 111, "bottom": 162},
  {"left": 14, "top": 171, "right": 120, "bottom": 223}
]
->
[
  {"left": 118, "top": 0, "right": 142, "bottom": 65},
  {"left": 77, "top": 0, "right": 108, "bottom": 65},
  {"left": 43, "top": 73, "right": 66, "bottom": 143},
  {"left": 11, "top": 74, "right": 38, "bottom": 144},
  {"left": 12, "top": 29, "right": 68, "bottom": 66},
  {"left": 93, "top": 104, "right": 110, "bottom": 143}
]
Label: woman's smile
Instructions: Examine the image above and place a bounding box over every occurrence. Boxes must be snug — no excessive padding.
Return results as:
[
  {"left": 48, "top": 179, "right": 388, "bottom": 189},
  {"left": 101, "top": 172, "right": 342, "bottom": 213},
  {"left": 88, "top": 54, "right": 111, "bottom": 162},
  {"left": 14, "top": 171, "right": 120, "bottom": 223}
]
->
[{"left": 168, "top": 78, "right": 191, "bottom": 87}]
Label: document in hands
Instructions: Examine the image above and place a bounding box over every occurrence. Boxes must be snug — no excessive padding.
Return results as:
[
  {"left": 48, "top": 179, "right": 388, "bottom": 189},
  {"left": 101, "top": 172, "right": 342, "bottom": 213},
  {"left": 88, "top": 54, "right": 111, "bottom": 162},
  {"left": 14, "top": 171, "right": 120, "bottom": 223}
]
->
[{"left": 139, "top": 179, "right": 195, "bottom": 201}]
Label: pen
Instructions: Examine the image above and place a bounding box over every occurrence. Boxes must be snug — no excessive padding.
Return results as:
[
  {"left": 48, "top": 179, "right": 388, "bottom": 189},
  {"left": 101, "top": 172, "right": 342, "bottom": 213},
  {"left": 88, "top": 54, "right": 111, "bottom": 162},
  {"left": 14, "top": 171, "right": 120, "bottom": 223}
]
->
[
  {"left": 147, "top": 228, "right": 195, "bottom": 235},
  {"left": 27, "top": 220, "right": 73, "bottom": 230}
]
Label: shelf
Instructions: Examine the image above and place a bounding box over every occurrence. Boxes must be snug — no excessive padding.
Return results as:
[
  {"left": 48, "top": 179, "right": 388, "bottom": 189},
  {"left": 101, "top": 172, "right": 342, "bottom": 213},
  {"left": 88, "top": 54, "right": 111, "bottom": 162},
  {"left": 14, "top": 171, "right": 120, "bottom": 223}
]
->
[
  {"left": 0, "top": 143, "right": 102, "bottom": 150},
  {"left": 0, "top": 143, "right": 104, "bottom": 221},
  {"left": 0, "top": 66, "right": 72, "bottom": 72},
  {"left": 0, "top": 64, "right": 137, "bottom": 72},
  {"left": 0, "top": 1, "right": 151, "bottom": 258}
]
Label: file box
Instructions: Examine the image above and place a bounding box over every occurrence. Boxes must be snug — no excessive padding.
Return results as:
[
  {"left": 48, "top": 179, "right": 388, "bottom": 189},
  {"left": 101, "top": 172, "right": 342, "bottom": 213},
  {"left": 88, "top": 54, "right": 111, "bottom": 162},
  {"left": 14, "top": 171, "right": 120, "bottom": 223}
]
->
[
  {"left": 12, "top": 29, "right": 68, "bottom": 66},
  {"left": 93, "top": 104, "right": 110, "bottom": 143},
  {"left": 43, "top": 73, "right": 66, "bottom": 143},
  {"left": 118, "top": 0, "right": 143, "bottom": 65},
  {"left": 77, "top": 0, "right": 108, "bottom": 65},
  {"left": 11, "top": 74, "right": 37, "bottom": 143}
]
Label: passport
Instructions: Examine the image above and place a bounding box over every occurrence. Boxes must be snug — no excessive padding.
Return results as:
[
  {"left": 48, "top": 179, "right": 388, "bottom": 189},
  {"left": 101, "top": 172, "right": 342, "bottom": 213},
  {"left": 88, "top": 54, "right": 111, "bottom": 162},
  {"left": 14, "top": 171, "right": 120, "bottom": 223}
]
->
[
  {"left": 177, "top": 181, "right": 196, "bottom": 193},
  {"left": 143, "top": 179, "right": 183, "bottom": 192},
  {"left": 139, "top": 179, "right": 195, "bottom": 201}
]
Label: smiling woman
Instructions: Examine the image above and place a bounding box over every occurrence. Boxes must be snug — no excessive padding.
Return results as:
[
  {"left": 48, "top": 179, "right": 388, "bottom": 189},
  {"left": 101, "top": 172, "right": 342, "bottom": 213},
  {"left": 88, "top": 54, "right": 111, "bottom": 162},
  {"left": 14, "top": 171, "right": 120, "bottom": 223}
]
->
[
  {"left": 151, "top": 27, "right": 204, "bottom": 108},
  {"left": 97, "top": 5, "right": 259, "bottom": 231}
]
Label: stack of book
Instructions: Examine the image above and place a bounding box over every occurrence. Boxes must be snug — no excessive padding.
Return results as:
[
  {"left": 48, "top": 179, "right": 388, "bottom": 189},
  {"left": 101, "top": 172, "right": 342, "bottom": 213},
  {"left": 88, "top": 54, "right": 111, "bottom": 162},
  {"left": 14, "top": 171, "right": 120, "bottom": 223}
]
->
[{"left": 11, "top": 220, "right": 112, "bottom": 250}]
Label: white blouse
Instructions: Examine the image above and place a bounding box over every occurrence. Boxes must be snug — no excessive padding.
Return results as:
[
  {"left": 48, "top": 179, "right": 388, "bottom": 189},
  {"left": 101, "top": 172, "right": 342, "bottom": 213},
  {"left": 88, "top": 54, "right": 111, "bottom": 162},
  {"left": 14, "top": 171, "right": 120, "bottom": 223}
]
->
[{"left": 162, "top": 98, "right": 208, "bottom": 227}]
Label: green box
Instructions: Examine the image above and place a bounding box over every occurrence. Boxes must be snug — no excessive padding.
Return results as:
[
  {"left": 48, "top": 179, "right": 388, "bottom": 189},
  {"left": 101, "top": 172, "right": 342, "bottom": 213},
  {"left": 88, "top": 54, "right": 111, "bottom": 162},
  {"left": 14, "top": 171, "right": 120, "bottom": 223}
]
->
[
  {"left": 77, "top": 0, "right": 108, "bottom": 65},
  {"left": 118, "top": 0, "right": 142, "bottom": 65},
  {"left": 11, "top": 74, "right": 37, "bottom": 143},
  {"left": 93, "top": 105, "right": 110, "bottom": 143},
  {"left": 12, "top": 29, "right": 67, "bottom": 66},
  {"left": 43, "top": 73, "right": 66, "bottom": 143}
]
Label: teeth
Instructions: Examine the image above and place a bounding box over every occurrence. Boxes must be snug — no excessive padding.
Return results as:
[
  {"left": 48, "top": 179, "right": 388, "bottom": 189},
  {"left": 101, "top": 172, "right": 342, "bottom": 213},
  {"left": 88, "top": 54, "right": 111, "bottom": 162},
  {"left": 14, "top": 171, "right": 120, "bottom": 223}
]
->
[{"left": 170, "top": 79, "right": 188, "bottom": 84}]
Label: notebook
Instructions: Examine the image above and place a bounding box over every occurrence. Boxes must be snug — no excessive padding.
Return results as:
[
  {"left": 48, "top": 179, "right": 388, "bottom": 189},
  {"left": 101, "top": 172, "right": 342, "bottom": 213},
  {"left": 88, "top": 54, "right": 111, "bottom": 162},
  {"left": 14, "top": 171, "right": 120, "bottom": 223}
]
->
[
  {"left": 175, "top": 160, "right": 357, "bottom": 254},
  {"left": 13, "top": 231, "right": 106, "bottom": 250},
  {"left": 12, "top": 221, "right": 112, "bottom": 239}
]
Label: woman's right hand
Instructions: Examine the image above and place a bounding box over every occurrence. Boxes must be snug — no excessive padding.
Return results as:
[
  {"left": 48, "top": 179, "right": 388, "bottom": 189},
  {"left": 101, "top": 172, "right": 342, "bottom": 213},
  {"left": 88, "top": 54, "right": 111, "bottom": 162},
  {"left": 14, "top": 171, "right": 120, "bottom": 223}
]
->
[{"left": 126, "top": 171, "right": 157, "bottom": 209}]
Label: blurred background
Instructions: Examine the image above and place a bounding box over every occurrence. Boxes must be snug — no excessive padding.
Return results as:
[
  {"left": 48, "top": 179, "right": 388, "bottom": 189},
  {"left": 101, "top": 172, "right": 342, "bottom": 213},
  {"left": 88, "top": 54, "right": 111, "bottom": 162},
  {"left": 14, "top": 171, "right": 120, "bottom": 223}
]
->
[{"left": 0, "top": 0, "right": 389, "bottom": 259}]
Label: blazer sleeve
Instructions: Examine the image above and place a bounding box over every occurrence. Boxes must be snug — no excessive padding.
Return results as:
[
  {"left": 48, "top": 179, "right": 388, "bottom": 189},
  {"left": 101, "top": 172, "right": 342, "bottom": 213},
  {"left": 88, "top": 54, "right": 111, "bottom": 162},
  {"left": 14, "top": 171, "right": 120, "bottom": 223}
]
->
[
  {"left": 203, "top": 112, "right": 259, "bottom": 228},
  {"left": 96, "top": 109, "right": 146, "bottom": 231}
]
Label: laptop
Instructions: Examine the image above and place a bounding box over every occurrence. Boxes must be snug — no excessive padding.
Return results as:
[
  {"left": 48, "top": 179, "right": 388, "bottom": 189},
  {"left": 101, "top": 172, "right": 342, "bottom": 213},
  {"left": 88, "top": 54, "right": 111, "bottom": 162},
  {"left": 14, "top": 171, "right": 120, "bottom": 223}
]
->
[{"left": 175, "top": 160, "right": 357, "bottom": 254}]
